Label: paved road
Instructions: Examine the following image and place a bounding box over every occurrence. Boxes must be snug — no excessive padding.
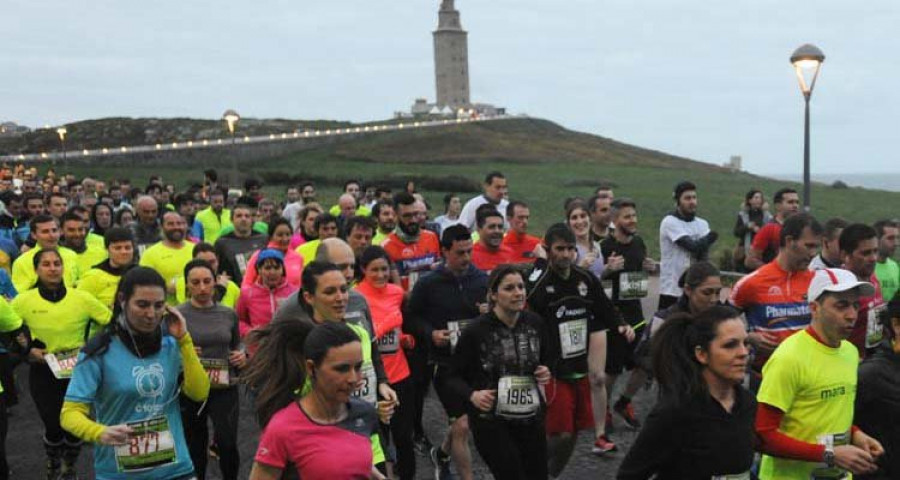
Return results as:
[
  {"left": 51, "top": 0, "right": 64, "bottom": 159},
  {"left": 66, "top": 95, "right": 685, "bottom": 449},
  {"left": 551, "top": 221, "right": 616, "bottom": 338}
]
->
[{"left": 6, "top": 277, "right": 694, "bottom": 479}]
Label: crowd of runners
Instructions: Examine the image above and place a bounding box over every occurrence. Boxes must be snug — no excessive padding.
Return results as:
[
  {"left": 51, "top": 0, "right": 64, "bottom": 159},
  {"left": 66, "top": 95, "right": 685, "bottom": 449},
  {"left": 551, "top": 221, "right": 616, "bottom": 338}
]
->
[{"left": 0, "top": 163, "right": 896, "bottom": 479}]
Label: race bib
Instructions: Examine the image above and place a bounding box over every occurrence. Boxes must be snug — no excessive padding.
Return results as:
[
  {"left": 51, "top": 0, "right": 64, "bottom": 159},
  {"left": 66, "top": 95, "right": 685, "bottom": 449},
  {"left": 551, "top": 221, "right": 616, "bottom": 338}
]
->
[
  {"left": 114, "top": 416, "right": 177, "bottom": 473},
  {"left": 448, "top": 319, "right": 473, "bottom": 354},
  {"left": 619, "top": 271, "right": 649, "bottom": 300},
  {"left": 601, "top": 280, "right": 613, "bottom": 300},
  {"left": 810, "top": 432, "right": 849, "bottom": 480},
  {"left": 352, "top": 363, "right": 377, "bottom": 405},
  {"left": 407, "top": 270, "right": 420, "bottom": 290},
  {"left": 200, "top": 358, "right": 230, "bottom": 388},
  {"left": 866, "top": 303, "right": 885, "bottom": 348},
  {"left": 495, "top": 376, "right": 540, "bottom": 419},
  {"left": 711, "top": 472, "right": 750, "bottom": 480},
  {"left": 235, "top": 252, "right": 249, "bottom": 276},
  {"left": 558, "top": 319, "right": 588, "bottom": 359},
  {"left": 45, "top": 348, "right": 80, "bottom": 379},
  {"left": 377, "top": 327, "right": 401, "bottom": 354}
]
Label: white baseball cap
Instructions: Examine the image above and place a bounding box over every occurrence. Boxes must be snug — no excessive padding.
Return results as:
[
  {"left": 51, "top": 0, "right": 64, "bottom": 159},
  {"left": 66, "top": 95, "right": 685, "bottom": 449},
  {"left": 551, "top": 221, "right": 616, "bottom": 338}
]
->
[{"left": 808, "top": 268, "right": 875, "bottom": 302}]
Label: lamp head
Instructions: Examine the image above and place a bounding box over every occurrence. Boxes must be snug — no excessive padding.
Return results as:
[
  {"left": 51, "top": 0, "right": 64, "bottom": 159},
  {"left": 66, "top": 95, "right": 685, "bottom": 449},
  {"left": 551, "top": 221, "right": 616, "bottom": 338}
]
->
[
  {"left": 222, "top": 109, "right": 241, "bottom": 134},
  {"left": 790, "top": 44, "right": 825, "bottom": 96}
]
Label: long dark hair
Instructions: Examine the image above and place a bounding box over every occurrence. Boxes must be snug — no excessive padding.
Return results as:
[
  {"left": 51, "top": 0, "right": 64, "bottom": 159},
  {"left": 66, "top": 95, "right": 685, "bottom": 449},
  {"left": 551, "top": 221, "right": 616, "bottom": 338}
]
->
[
  {"left": 243, "top": 320, "right": 314, "bottom": 427},
  {"left": 651, "top": 305, "right": 741, "bottom": 402},
  {"left": 91, "top": 203, "right": 114, "bottom": 235},
  {"left": 84, "top": 267, "right": 166, "bottom": 357}
]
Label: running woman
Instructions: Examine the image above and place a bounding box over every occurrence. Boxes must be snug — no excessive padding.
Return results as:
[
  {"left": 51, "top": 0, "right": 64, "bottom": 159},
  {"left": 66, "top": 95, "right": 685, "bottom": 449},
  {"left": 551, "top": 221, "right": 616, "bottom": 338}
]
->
[
  {"left": 13, "top": 248, "right": 112, "bottom": 479},
  {"left": 178, "top": 259, "right": 246, "bottom": 480},
  {"left": 248, "top": 321, "right": 383, "bottom": 479},
  {"left": 355, "top": 246, "right": 416, "bottom": 480},
  {"left": 445, "top": 265, "right": 552, "bottom": 480},
  {"left": 60, "top": 267, "right": 210, "bottom": 480},
  {"left": 617, "top": 306, "right": 755, "bottom": 479}
]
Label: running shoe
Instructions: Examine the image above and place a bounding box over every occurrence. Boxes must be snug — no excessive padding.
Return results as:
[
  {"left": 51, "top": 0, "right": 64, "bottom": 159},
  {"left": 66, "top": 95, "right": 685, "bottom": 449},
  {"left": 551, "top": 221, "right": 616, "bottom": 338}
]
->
[
  {"left": 614, "top": 400, "right": 641, "bottom": 429},
  {"left": 591, "top": 434, "right": 617, "bottom": 455},
  {"left": 429, "top": 446, "right": 455, "bottom": 480}
]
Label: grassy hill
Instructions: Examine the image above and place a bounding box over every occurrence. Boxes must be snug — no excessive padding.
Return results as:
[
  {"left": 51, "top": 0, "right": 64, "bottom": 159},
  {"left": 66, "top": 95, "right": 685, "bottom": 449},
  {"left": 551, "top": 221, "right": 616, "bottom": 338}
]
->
[{"left": 34, "top": 116, "right": 900, "bottom": 268}]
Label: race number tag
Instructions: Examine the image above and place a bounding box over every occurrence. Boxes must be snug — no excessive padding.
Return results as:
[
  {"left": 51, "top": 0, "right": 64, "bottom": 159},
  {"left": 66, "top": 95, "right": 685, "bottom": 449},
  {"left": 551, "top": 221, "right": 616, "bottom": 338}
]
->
[
  {"left": 495, "top": 376, "right": 539, "bottom": 419},
  {"left": 352, "top": 363, "right": 377, "bottom": 405},
  {"left": 448, "top": 319, "right": 472, "bottom": 354},
  {"left": 115, "top": 416, "right": 177, "bottom": 472},
  {"left": 601, "top": 280, "right": 613, "bottom": 300},
  {"left": 235, "top": 253, "right": 249, "bottom": 276},
  {"left": 377, "top": 327, "right": 401, "bottom": 354},
  {"left": 619, "top": 271, "right": 649, "bottom": 300},
  {"left": 810, "top": 432, "right": 850, "bottom": 480},
  {"left": 558, "top": 319, "right": 588, "bottom": 359},
  {"left": 45, "top": 348, "right": 80, "bottom": 379},
  {"left": 711, "top": 472, "right": 751, "bottom": 480},
  {"left": 407, "top": 271, "right": 420, "bottom": 290},
  {"left": 200, "top": 358, "right": 230, "bottom": 389},
  {"left": 866, "top": 303, "right": 885, "bottom": 348}
]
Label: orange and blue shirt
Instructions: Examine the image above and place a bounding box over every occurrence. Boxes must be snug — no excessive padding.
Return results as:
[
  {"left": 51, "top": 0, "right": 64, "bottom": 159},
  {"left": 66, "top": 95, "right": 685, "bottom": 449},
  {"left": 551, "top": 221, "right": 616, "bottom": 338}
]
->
[{"left": 730, "top": 260, "right": 814, "bottom": 371}]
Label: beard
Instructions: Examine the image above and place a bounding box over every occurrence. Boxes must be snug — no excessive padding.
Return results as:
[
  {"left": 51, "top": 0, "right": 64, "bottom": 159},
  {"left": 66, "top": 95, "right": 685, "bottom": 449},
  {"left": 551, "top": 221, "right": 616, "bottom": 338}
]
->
[
  {"left": 164, "top": 229, "right": 185, "bottom": 242},
  {"left": 398, "top": 221, "right": 420, "bottom": 236}
]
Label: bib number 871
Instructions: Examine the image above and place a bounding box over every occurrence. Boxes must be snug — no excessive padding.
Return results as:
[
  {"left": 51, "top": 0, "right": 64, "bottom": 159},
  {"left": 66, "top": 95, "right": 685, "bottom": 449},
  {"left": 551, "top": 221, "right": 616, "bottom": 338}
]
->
[{"left": 129, "top": 431, "right": 160, "bottom": 456}]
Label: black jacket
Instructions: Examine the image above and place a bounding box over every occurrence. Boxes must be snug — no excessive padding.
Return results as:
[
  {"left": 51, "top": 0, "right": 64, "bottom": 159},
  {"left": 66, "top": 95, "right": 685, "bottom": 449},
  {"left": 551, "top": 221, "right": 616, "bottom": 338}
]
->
[
  {"left": 856, "top": 344, "right": 900, "bottom": 479},
  {"left": 617, "top": 386, "right": 756, "bottom": 480},
  {"left": 446, "top": 311, "right": 550, "bottom": 422},
  {"left": 406, "top": 263, "right": 488, "bottom": 365}
]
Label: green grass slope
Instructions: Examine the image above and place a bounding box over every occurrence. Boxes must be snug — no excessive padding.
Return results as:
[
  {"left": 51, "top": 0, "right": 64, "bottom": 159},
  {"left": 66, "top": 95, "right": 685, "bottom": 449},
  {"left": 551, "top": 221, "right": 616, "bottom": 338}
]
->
[{"left": 52, "top": 117, "right": 900, "bottom": 268}]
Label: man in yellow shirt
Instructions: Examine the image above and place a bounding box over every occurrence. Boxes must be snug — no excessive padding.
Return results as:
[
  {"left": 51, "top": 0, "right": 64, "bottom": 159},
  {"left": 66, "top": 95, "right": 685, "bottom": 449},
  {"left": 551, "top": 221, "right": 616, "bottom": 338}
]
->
[
  {"left": 140, "top": 212, "right": 195, "bottom": 305},
  {"left": 78, "top": 227, "right": 135, "bottom": 310},
  {"left": 756, "top": 268, "right": 885, "bottom": 478},
  {"left": 11, "top": 215, "right": 79, "bottom": 292},
  {"left": 60, "top": 212, "right": 107, "bottom": 276},
  {"left": 195, "top": 189, "right": 231, "bottom": 245}
]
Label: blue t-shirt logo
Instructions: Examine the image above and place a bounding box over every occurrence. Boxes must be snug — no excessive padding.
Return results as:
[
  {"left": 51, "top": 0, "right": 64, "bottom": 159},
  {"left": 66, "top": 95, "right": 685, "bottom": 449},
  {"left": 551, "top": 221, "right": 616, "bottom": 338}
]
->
[{"left": 132, "top": 364, "right": 166, "bottom": 398}]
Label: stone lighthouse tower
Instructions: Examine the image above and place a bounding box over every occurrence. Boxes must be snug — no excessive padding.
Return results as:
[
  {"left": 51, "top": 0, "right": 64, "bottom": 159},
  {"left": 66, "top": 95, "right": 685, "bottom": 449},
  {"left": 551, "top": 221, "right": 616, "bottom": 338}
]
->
[{"left": 433, "top": 0, "right": 470, "bottom": 109}]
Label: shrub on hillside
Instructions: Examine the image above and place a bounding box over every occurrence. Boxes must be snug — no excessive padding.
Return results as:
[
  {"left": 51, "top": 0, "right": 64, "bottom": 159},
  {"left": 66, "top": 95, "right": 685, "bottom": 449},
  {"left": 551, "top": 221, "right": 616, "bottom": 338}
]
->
[{"left": 256, "top": 171, "right": 480, "bottom": 193}]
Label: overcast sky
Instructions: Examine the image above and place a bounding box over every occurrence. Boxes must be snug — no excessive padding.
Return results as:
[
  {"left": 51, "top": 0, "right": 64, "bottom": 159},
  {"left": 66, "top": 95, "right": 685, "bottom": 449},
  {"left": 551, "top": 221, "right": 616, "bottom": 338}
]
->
[{"left": 4, "top": 1, "right": 897, "bottom": 174}]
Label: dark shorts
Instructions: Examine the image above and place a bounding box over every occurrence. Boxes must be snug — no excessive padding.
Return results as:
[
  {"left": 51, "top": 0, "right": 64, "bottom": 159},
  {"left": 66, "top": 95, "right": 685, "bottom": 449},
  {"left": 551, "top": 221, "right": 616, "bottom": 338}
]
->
[
  {"left": 605, "top": 327, "right": 639, "bottom": 375},
  {"left": 433, "top": 364, "right": 467, "bottom": 422},
  {"left": 544, "top": 377, "right": 594, "bottom": 435}
]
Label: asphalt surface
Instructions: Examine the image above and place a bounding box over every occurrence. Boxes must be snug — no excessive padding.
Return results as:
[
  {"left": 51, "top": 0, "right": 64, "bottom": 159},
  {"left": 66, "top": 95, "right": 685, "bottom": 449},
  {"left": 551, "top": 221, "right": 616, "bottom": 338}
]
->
[{"left": 6, "top": 282, "right": 679, "bottom": 479}]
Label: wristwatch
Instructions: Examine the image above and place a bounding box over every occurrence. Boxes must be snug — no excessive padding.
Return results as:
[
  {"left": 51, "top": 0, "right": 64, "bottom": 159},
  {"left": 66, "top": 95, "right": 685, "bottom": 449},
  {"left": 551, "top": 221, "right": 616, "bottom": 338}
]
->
[{"left": 823, "top": 446, "right": 835, "bottom": 468}]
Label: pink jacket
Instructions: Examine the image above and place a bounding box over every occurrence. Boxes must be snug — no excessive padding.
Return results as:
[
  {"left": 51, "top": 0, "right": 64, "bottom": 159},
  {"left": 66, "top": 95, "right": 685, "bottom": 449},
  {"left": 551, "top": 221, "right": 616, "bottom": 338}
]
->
[
  {"left": 236, "top": 280, "right": 297, "bottom": 338},
  {"left": 241, "top": 242, "right": 304, "bottom": 290}
]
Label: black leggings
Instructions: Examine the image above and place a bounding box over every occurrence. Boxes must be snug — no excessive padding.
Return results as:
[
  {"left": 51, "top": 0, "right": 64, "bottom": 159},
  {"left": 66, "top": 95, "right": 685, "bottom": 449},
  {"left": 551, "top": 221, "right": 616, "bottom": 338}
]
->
[
  {"left": 0, "top": 395, "right": 7, "bottom": 480},
  {"left": 383, "top": 377, "right": 416, "bottom": 480},
  {"left": 180, "top": 387, "right": 240, "bottom": 480},
  {"left": 407, "top": 349, "right": 430, "bottom": 438},
  {"left": 29, "top": 363, "right": 79, "bottom": 445},
  {"left": 470, "top": 416, "right": 547, "bottom": 480}
]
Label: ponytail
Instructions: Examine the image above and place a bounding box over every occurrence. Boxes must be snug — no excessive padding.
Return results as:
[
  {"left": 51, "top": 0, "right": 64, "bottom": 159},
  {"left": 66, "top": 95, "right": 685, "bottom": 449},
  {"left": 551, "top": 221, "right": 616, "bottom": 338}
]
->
[
  {"left": 243, "top": 320, "right": 314, "bottom": 427},
  {"left": 651, "top": 305, "right": 741, "bottom": 402}
]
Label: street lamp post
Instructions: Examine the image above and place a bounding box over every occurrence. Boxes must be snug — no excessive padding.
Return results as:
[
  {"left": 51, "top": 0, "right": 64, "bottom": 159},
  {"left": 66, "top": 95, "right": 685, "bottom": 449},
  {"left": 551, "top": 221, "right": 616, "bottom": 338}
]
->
[
  {"left": 790, "top": 44, "right": 825, "bottom": 212},
  {"left": 55, "top": 126, "right": 67, "bottom": 166},
  {"left": 222, "top": 109, "right": 241, "bottom": 186}
]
